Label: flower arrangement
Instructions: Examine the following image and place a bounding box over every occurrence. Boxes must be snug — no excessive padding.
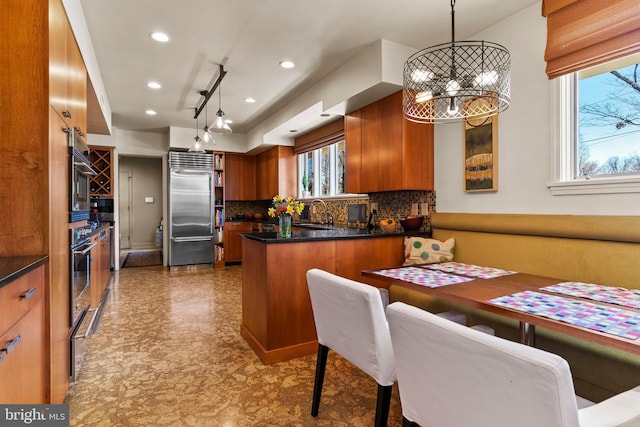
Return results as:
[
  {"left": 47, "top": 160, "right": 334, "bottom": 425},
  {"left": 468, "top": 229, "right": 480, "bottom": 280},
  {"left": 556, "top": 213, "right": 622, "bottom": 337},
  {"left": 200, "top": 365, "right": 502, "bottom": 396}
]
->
[
  {"left": 268, "top": 195, "right": 304, "bottom": 218},
  {"left": 268, "top": 195, "right": 304, "bottom": 238}
]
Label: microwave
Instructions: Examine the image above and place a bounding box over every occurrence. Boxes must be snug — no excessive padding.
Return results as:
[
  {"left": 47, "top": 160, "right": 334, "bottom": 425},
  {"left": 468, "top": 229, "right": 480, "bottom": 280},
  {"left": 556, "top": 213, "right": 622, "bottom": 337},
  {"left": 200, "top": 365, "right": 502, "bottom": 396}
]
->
[{"left": 68, "top": 128, "right": 96, "bottom": 222}]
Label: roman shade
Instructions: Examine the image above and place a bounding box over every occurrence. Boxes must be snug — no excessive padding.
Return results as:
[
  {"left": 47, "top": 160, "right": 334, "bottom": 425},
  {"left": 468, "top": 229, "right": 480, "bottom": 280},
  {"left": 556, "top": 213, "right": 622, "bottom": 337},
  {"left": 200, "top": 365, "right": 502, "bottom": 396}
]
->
[
  {"left": 293, "top": 118, "right": 344, "bottom": 154},
  {"left": 542, "top": 0, "right": 640, "bottom": 79}
]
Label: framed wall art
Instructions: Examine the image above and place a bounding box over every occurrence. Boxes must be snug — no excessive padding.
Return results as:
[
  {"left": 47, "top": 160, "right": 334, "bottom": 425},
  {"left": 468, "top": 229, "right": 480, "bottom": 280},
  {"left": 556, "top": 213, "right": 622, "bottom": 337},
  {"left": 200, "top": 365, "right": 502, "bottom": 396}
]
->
[{"left": 463, "top": 98, "right": 499, "bottom": 192}]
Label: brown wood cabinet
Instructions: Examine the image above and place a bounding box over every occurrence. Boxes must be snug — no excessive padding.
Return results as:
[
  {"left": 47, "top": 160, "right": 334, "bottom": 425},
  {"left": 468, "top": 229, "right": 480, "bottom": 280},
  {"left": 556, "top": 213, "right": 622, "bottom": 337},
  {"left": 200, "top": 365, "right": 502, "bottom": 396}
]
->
[
  {"left": 240, "top": 235, "right": 404, "bottom": 364},
  {"left": 224, "top": 221, "right": 253, "bottom": 262},
  {"left": 255, "top": 146, "right": 297, "bottom": 200},
  {"left": 0, "top": 265, "right": 47, "bottom": 403},
  {"left": 90, "top": 146, "right": 114, "bottom": 196},
  {"left": 89, "top": 229, "right": 111, "bottom": 308},
  {"left": 49, "top": 0, "right": 87, "bottom": 133},
  {"left": 225, "top": 154, "right": 256, "bottom": 201},
  {"left": 345, "top": 91, "right": 434, "bottom": 193},
  {"left": 3, "top": 0, "right": 77, "bottom": 403}
]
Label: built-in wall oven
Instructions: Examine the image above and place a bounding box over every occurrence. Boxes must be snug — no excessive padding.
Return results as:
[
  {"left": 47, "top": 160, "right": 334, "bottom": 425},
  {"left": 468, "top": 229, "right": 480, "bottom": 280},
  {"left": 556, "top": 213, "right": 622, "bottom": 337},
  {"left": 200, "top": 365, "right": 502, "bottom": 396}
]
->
[
  {"left": 67, "top": 128, "right": 96, "bottom": 222},
  {"left": 69, "top": 224, "right": 96, "bottom": 383}
]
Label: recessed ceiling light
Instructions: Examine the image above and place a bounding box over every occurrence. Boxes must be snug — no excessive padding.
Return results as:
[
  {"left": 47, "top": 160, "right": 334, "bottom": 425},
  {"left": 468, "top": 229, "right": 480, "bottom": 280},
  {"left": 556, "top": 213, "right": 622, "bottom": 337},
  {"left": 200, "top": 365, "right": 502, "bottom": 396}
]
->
[
  {"left": 244, "top": 97, "right": 256, "bottom": 103},
  {"left": 279, "top": 60, "right": 295, "bottom": 69},
  {"left": 150, "top": 32, "right": 169, "bottom": 42},
  {"left": 146, "top": 81, "right": 162, "bottom": 89},
  {"left": 145, "top": 109, "right": 157, "bottom": 115}
]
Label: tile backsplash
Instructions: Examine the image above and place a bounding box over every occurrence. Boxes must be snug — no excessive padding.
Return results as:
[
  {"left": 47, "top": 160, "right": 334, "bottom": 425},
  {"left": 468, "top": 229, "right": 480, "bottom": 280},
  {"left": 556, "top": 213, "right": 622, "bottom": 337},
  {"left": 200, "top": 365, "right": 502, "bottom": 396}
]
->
[{"left": 226, "top": 190, "right": 436, "bottom": 233}]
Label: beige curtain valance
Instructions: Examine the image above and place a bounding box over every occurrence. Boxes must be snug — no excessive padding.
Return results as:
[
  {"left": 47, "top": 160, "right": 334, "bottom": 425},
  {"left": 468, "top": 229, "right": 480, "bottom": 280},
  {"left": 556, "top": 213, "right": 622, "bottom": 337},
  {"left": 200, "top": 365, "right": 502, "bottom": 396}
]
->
[
  {"left": 542, "top": 0, "right": 640, "bottom": 79},
  {"left": 293, "top": 118, "right": 344, "bottom": 154}
]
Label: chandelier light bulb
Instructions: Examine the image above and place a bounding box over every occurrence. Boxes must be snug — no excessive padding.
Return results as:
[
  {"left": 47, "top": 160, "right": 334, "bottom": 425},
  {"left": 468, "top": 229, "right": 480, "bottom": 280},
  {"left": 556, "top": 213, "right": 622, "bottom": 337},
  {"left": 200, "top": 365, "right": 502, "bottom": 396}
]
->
[
  {"left": 446, "top": 79, "right": 461, "bottom": 96},
  {"left": 415, "top": 91, "right": 434, "bottom": 103},
  {"left": 411, "top": 69, "right": 434, "bottom": 83},
  {"left": 474, "top": 71, "right": 499, "bottom": 86}
]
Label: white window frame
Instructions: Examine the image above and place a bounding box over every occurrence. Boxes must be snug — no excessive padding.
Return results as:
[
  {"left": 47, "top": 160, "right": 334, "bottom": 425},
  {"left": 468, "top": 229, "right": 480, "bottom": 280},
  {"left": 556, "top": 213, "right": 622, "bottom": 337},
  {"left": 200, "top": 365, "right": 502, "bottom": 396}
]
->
[
  {"left": 548, "top": 74, "right": 640, "bottom": 195},
  {"left": 297, "top": 139, "right": 360, "bottom": 200}
]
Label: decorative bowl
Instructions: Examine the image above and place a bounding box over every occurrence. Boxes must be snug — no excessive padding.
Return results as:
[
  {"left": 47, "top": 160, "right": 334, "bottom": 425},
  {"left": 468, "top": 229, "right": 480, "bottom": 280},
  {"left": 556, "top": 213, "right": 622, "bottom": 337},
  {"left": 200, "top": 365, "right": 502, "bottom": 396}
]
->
[
  {"left": 400, "top": 216, "right": 424, "bottom": 231},
  {"left": 380, "top": 224, "right": 396, "bottom": 233}
]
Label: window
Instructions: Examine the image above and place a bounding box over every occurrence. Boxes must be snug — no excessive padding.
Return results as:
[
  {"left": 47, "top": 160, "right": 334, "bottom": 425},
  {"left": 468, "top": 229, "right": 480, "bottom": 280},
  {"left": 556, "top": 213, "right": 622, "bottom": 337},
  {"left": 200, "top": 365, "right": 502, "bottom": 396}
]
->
[
  {"left": 549, "top": 53, "right": 640, "bottom": 195},
  {"left": 577, "top": 55, "right": 640, "bottom": 178},
  {"left": 298, "top": 139, "right": 346, "bottom": 198}
]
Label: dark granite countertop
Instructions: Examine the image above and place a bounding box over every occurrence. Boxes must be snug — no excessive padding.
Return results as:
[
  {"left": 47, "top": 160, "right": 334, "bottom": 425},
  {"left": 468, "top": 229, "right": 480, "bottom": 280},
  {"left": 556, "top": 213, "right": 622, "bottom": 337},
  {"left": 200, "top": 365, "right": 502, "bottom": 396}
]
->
[
  {"left": 241, "top": 225, "right": 429, "bottom": 244},
  {"left": 0, "top": 255, "right": 48, "bottom": 288}
]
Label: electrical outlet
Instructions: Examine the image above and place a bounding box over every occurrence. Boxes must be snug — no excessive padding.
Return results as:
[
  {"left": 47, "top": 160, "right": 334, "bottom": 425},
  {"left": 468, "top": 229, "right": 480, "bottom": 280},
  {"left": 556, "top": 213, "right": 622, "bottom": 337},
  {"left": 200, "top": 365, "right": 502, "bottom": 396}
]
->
[
  {"left": 370, "top": 202, "right": 378, "bottom": 213},
  {"left": 421, "top": 203, "right": 429, "bottom": 215},
  {"left": 411, "top": 203, "right": 419, "bottom": 216}
]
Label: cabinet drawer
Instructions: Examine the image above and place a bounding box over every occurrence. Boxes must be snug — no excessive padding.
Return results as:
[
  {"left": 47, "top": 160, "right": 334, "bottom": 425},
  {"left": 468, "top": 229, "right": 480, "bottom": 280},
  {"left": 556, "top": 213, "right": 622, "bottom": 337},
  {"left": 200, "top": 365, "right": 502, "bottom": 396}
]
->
[
  {"left": 0, "top": 266, "right": 45, "bottom": 334},
  {"left": 0, "top": 297, "right": 46, "bottom": 403}
]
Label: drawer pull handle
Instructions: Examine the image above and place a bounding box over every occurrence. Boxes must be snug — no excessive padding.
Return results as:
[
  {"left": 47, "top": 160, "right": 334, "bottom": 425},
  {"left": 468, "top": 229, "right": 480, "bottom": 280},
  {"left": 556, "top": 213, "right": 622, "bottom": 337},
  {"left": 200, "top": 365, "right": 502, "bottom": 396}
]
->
[
  {"left": 3, "top": 334, "right": 22, "bottom": 355},
  {"left": 20, "top": 287, "right": 37, "bottom": 300},
  {"left": 0, "top": 350, "right": 5, "bottom": 363}
]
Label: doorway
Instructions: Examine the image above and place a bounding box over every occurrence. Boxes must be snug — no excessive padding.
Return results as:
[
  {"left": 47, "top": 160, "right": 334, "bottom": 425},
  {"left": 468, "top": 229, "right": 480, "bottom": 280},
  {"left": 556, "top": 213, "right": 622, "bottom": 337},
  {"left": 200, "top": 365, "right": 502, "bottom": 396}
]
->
[
  {"left": 118, "top": 156, "right": 164, "bottom": 266},
  {"left": 119, "top": 170, "right": 132, "bottom": 249}
]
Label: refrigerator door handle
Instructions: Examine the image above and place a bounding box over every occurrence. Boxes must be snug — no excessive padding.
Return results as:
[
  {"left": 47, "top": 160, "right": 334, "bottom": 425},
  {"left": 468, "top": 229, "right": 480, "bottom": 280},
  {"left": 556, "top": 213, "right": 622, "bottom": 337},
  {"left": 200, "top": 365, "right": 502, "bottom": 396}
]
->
[{"left": 171, "top": 236, "right": 213, "bottom": 243}]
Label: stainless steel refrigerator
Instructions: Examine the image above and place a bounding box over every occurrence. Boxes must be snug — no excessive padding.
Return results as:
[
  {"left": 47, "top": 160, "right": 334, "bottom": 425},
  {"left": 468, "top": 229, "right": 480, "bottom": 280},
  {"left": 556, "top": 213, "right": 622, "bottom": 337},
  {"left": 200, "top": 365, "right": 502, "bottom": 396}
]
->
[{"left": 168, "top": 152, "right": 214, "bottom": 266}]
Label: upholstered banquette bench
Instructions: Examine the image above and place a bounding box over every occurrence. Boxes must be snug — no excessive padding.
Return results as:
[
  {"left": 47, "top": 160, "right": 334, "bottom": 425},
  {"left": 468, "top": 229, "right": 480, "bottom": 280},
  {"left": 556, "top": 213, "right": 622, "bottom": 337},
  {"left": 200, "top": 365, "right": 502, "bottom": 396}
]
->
[{"left": 388, "top": 212, "right": 640, "bottom": 402}]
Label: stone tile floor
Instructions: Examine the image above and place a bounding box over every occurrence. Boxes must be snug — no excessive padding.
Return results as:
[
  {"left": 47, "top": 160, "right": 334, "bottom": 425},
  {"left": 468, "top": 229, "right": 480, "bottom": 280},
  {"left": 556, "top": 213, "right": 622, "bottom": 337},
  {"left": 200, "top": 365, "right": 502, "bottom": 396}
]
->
[{"left": 65, "top": 265, "right": 403, "bottom": 426}]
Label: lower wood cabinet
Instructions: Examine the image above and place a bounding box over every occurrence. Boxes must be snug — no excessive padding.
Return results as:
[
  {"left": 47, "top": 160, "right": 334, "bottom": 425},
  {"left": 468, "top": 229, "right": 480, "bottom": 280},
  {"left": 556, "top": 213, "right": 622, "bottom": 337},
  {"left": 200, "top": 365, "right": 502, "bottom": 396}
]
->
[
  {"left": 0, "top": 265, "right": 46, "bottom": 403},
  {"left": 90, "top": 228, "right": 111, "bottom": 308},
  {"left": 240, "top": 235, "right": 404, "bottom": 364},
  {"left": 224, "top": 221, "right": 253, "bottom": 263}
]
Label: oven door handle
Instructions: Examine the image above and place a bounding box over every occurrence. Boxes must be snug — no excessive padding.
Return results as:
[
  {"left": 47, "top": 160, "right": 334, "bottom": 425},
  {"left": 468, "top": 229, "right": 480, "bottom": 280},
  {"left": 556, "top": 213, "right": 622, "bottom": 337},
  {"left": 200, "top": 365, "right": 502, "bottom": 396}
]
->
[
  {"left": 72, "top": 308, "right": 98, "bottom": 340},
  {"left": 73, "top": 160, "right": 97, "bottom": 176},
  {"left": 73, "top": 242, "right": 98, "bottom": 255}
]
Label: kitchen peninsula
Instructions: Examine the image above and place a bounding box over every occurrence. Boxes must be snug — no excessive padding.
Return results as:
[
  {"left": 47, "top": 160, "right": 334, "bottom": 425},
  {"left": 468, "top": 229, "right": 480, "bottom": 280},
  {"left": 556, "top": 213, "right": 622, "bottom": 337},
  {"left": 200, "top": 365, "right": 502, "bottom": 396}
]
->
[{"left": 240, "top": 227, "right": 405, "bottom": 364}]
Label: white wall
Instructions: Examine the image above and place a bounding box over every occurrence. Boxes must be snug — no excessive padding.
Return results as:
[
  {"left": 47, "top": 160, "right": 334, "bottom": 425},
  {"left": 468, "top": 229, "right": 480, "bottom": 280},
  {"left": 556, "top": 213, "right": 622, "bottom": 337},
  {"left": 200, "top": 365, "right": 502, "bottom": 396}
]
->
[{"left": 434, "top": 4, "right": 640, "bottom": 216}]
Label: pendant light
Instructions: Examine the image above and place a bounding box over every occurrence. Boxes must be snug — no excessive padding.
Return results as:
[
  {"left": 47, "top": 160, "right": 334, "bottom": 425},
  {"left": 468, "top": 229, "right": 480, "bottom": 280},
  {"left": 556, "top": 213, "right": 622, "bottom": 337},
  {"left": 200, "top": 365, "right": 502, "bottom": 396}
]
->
[
  {"left": 211, "top": 80, "right": 232, "bottom": 134},
  {"left": 403, "top": 0, "right": 511, "bottom": 123},
  {"left": 189, "top": 109, "right": 205, "bottom": 153},
  {"left": 201, "top": 96, "right": 214, "bottom": 144}
]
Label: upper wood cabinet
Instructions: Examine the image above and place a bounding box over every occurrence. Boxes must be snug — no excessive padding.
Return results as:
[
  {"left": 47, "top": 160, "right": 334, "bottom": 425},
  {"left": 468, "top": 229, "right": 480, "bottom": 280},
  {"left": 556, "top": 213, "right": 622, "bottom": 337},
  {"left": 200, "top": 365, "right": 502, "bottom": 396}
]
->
[
  {"left": 345, "top": 91, "right": 434, "bottom": 193},
  {"left": 225, "top": 153, "right": 256, "bottom": 201},
  {"left": 255, "top": 146, "right": 296, "bottom": 200},
  {"left": 49, "top": 0, "right": 87, "bottom": 133}
]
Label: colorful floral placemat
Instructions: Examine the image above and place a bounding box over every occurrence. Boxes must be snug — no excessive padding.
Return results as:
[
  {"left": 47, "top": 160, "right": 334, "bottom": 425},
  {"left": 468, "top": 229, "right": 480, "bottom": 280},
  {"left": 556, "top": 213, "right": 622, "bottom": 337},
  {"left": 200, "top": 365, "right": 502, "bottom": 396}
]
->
[
  {"left": 373, "top": 266, "right": 474, "bottom": 288},
  {"left": 541, "top": 282, "right": 640, "bottom": 310},
  {"left": 423, "top": 262, "right": 517, "bottom": 279},
  {"left": 488, "top": 290, "right": 640, "bottom": 340}
]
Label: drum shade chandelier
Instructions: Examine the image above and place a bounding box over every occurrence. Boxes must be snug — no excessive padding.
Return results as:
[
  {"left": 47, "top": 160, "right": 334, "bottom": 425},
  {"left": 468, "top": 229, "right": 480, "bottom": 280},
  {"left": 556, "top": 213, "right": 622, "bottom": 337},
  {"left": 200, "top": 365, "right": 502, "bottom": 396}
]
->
[{"left": 403, "top": 0, "right": 511, "bottom": 124}]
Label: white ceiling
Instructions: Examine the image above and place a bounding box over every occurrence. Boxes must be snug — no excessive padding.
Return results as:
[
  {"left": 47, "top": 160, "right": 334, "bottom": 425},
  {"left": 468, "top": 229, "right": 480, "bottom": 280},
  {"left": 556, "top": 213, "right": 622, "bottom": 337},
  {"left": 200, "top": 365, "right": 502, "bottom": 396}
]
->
[{"left": 79, "top": 0, "right": 539, "bottom": 136}]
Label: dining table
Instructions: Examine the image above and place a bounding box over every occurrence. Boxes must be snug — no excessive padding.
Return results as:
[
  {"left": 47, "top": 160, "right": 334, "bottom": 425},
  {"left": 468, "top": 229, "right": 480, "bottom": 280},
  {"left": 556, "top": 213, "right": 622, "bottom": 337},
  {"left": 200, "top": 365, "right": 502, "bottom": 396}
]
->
[{"left": 362, "top": 263, "right": 640, "bottom": 356}]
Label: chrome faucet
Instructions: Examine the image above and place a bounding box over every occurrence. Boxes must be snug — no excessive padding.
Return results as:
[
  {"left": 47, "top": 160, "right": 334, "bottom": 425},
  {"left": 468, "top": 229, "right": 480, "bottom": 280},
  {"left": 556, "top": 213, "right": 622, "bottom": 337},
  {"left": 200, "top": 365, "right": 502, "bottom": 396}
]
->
[{"left": 311, "top": 199, "right": 329, "bottom": 225}]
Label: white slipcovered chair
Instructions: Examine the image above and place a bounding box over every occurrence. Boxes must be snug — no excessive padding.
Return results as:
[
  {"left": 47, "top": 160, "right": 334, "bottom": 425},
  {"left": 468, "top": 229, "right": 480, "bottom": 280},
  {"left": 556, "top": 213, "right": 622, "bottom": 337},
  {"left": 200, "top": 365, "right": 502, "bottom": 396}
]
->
[
  {"left": 306, "top": 268, "right": 396, "bottom": 427},
  {"left": 386, "top": 301, "right": 640, "bottom": 427}
]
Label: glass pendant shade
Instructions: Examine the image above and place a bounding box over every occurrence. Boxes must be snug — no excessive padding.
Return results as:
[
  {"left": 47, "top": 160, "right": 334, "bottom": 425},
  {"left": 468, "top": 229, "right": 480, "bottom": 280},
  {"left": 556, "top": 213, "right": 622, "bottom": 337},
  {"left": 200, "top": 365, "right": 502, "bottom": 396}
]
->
[
  {"left": 202, "top": 125, "right": 213, "bottom": 143},
  {"left": 211, "top": 109, "right": 232, "bottom": 134},
  {"left": 189, "top": 136, "right": 205, "bottom": 153},
  {"left": 403, "top": 1, "right": 510, "bottom": 123},
  {"left": 189, "top": 109, "right": 206, "bottom": 152}
]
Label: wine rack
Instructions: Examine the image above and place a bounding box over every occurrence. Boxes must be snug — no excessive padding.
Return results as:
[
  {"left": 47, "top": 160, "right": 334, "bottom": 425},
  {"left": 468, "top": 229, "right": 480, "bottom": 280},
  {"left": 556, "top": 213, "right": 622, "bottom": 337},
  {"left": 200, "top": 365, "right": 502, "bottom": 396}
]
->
[{"left": 89, "top": 146, "right": 114, "bottom": 196}]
